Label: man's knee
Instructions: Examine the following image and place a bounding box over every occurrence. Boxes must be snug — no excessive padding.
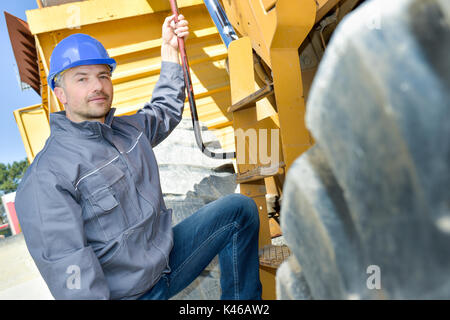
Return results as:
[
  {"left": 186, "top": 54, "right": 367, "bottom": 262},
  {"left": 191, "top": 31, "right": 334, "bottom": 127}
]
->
[{"left": 224, "top": 194, "right": 259, "bottom": 229}]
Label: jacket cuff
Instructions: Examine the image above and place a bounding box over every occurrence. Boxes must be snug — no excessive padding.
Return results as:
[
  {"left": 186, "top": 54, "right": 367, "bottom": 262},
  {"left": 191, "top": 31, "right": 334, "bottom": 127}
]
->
[{"left": 161, "top": 61, "right": 184, "bottom": 81}]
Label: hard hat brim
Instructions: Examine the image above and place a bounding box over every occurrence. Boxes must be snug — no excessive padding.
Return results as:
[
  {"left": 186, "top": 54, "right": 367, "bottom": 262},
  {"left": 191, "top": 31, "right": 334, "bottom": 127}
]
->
[{"left": 48, "top": 58, "right": 116, "bottom": 90}]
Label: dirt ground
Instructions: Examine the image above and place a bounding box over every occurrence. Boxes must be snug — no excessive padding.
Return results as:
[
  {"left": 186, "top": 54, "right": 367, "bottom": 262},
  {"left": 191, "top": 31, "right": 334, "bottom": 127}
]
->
[{"left": 0, "top": 233, "right": 53, "bottom": 299}]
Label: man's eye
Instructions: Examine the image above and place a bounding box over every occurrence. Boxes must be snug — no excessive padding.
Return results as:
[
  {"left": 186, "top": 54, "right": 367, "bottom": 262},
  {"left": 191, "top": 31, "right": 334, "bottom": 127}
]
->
[
  {"left": 78, "top": 78, "right": 86, "bottom": 82},
  {"left": 100, "top": 75, "right": 110, "bottom": 79}
]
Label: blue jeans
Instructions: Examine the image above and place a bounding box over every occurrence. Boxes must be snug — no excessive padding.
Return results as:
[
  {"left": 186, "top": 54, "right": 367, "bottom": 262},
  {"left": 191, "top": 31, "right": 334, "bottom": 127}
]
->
[{"left": 137, "top": 193, "right": 262, "bottom": 300}]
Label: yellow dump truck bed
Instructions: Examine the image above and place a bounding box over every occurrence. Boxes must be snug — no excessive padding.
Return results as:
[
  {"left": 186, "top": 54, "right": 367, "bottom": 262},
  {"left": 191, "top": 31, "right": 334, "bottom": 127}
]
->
[{"left": 13, "top": 0, "right": 234, "bottom": 163}]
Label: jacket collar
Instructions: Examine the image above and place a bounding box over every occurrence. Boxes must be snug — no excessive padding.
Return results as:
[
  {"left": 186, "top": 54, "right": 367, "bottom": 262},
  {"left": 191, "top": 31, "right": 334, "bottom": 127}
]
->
[{"left": 50, "top": 108, "right": 116, "bottom": 136}]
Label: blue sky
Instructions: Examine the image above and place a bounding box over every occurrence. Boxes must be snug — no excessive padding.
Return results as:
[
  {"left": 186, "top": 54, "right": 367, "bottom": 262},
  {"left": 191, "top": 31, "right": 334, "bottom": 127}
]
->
[{"left": 0, "top": 1, "right": 40, "bottom": 165}]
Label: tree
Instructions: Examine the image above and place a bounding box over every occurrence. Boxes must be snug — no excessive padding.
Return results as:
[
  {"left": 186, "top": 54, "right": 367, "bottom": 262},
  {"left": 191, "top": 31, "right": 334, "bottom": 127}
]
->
[{"left": 0, "top": 158, "right": 30, "bottom": 224}]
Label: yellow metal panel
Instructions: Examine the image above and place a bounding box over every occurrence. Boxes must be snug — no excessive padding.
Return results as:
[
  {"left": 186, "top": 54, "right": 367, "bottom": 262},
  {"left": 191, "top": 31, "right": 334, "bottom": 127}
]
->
[
  {"left": 270, "top": 0, "right": 316, "bottom": 170},
  {"left": 260, "top": 266, "right": 277, "bottom": 300},
  {"left": 228, "top": 37, "right": 279, "bottom": 299},
  {"left": 228, "top": 38, "right": 282, "bottom": 171},
  {"left": 224, "top": 0, "right": 315, "bottom": 171},
  {"left": 13, "top": 104, "right": 51, "bottom": 163},
  {"left": 26, "top": 0, "right": 204, "bottom": 35},
  {"left": 222, "top": 0, "right": 277, "bottom": 68},
  {"left": 222, "top": 0, "right": 340, "bottom": 68}
]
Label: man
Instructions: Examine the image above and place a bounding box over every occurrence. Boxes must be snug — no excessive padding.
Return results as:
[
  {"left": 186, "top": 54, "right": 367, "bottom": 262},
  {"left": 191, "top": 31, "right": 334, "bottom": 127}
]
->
[{"left": 15, "top": 14, "right": 262, "bottom": 300}]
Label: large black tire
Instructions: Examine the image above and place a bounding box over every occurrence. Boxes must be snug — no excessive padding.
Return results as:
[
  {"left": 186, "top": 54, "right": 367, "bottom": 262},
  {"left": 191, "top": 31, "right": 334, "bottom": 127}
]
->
[{"left": 277, "top": 0, "right": 450, "bottom": 299}]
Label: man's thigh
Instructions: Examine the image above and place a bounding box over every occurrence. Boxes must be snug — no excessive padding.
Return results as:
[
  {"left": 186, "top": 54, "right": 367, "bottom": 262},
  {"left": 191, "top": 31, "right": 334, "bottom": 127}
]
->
[
  {"left": 168, "top": 193, "right": 257, "bottom": 298},
  {"left": 138, "top": 193, "right": 255, "bottom": 300}
]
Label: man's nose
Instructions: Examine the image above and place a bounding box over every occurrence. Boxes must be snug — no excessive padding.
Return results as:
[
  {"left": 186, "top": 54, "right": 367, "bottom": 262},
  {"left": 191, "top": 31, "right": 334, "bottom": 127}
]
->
[{"left": 90, "top": 76, "right": 105, "bottom": 92}]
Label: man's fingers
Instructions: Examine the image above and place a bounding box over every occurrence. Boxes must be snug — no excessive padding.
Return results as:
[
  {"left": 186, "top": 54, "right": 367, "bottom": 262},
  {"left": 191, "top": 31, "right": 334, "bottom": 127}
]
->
[
  {"left": 176, "top": 20, "right": 188, "bottom": 27},
  {"left": 165, "top": 13, "right": 189, "bottom": 40},
  {"left": 175, "top": 26, "right": 189, "bottom": 34},
  {"left": 170, "top": 20, "right": 188, "bottom": 29},
  {"left": 168, "top": 14, "right": 188, "bottom": 28},
  {"left": 169, "top": 19, "right": 177, "bottom": 29},
  {"left": 164, "top": 14, "right": 175, "bottom": 26},
  {"left": 177, "top": 32, "right": 189, "bottom": 39}
]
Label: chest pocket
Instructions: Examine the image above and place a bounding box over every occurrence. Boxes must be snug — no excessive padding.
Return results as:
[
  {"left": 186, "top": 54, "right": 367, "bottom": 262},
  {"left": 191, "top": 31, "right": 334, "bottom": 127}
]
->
[{"left": 77, "top": 161, "right": 130, "bottom": 242}]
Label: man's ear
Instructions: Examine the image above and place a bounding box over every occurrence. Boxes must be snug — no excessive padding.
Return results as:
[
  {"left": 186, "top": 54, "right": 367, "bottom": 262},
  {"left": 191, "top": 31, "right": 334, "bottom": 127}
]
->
[{"left": 54, "top": 87, "right": 67, "bottom": 105}]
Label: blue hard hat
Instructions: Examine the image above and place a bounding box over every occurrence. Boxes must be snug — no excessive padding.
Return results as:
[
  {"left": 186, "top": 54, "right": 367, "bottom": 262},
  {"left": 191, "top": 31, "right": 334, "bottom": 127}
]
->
[{"left": 47, "top": 33, "right": 116, "bottom": 90}]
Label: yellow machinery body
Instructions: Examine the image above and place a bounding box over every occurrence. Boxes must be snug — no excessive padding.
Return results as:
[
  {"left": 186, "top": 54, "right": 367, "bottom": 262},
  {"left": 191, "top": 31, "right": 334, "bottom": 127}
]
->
[
  {"left": 11, "top": 0, "right": 361, "bottom": 299},
  {"left": 16, "top": 0, "right": 235, "bottom": 163}
]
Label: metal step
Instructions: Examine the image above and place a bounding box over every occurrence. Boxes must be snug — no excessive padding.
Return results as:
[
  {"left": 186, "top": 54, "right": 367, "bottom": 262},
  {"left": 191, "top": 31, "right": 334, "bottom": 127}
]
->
[
  {"left": 227, "top": 83, "right": 274, "bottom": 113},
  {"left": 259, "top": 244, "right": 291, "bottom": 269},
  {"left": 236, "top": 162, "right": 285, "bottom": 184}
]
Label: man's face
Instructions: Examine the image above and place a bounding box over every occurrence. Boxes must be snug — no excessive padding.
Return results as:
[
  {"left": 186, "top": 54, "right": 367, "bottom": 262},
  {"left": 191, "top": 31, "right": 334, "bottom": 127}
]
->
[{"left": 54, "top": 64, "right": 114, "bottom": 123}]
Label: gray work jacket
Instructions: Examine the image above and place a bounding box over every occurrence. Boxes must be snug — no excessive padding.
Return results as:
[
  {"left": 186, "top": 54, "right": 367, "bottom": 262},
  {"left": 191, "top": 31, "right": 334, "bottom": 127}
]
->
[{"left": 15, "top": 61, "right": 185, "bottom": 300}]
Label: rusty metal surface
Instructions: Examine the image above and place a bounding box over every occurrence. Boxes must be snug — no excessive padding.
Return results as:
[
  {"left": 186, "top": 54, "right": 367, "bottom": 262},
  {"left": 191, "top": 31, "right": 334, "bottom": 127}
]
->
[{"left": 4, "top": 11, "right": 40, "bottom": 95}]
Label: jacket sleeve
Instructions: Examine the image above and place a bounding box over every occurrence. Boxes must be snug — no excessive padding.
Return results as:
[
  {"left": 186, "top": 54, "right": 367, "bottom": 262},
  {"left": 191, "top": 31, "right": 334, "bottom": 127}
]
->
[
  {"left": 136, "top": 61, "right": 186, "bottom": 147},
  {"left": 15, "top": 168, "right": 110, "bottom": 300}
]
